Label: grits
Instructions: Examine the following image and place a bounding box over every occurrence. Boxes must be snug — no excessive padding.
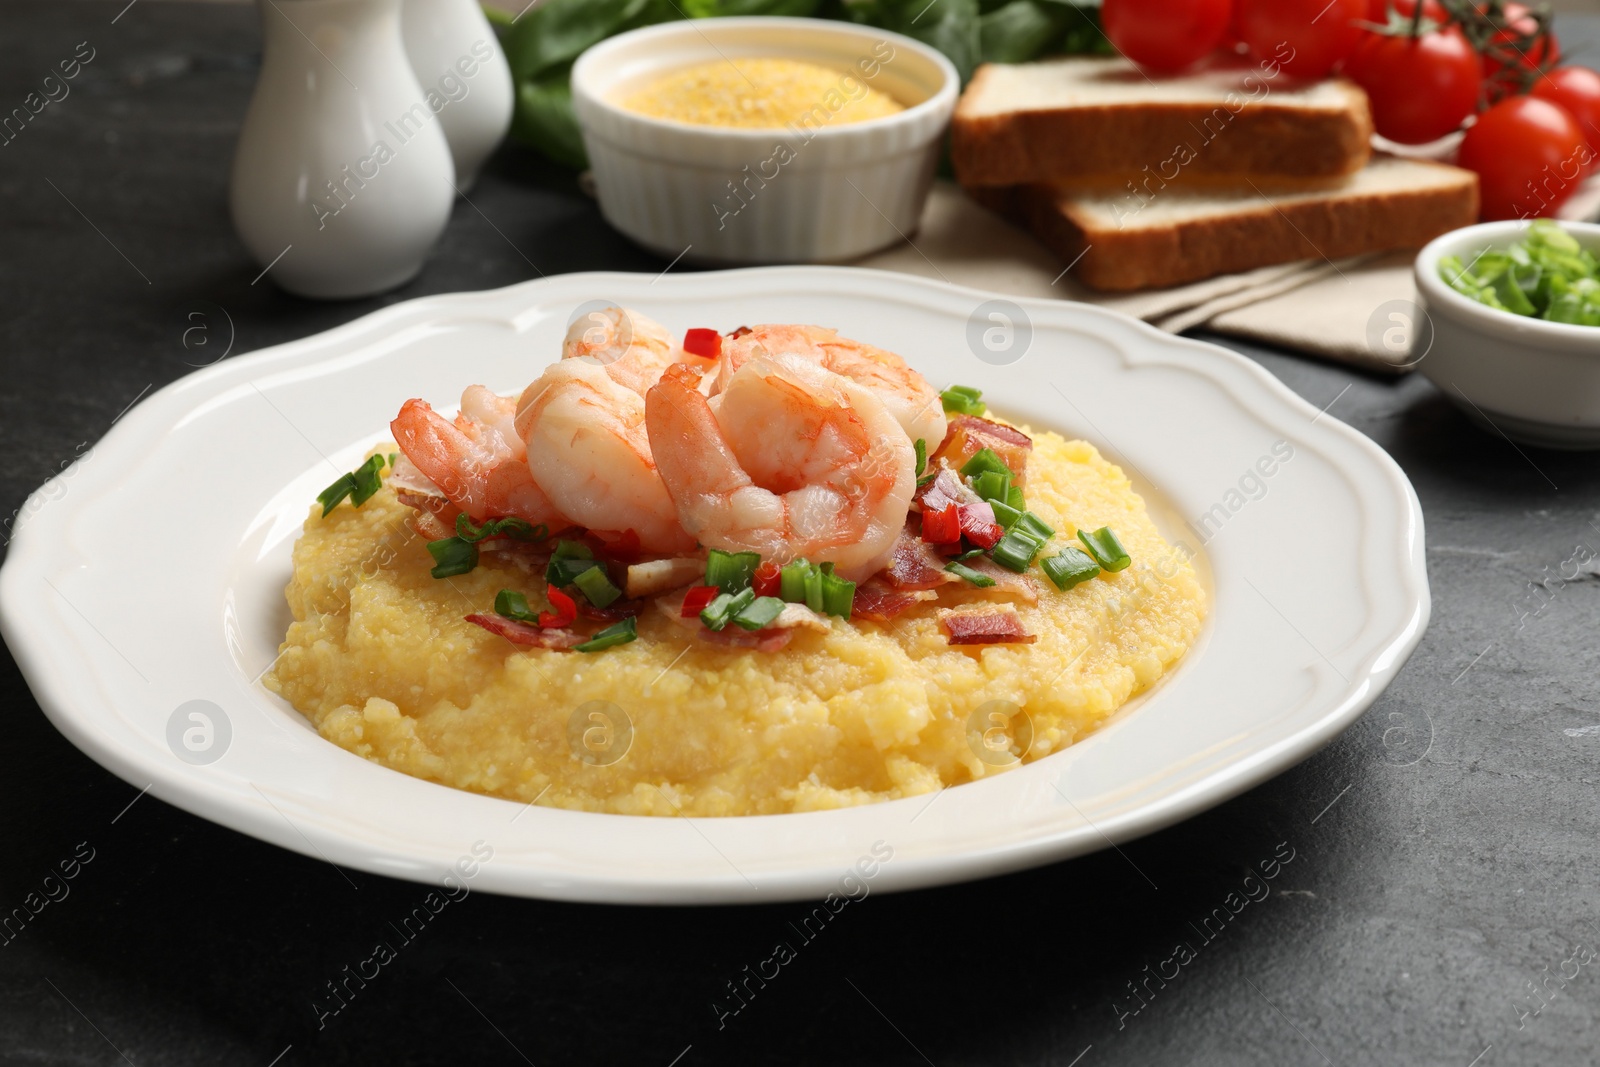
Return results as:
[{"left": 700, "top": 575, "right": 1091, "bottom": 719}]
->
[{"left": 265, "top": 427, "right": 1207, "bottom": 816}]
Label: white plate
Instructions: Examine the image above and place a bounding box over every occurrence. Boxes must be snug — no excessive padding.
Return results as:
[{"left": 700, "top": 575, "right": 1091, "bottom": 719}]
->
[{"left": 0, "top": 268, "right": 1428, "bottom": 905}]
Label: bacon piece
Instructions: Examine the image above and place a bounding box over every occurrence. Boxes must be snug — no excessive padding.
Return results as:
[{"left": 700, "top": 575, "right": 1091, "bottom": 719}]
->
[
  {"left": 935, "top": 415, "right": 1033, "bottom": 486},
  {"left": 578, "top": 598, "right": 647, "bottom": 623},
  {"left": 886, "top": 527, "right": 959, "bottom": 590},
  {"left": 464, "top": 614, "right": 586, "bottom": 649},
  {"left": 396, "top": 489, "right": 459, "bottom": 541},
  {"left": 852, "top": 578, "right": 939, "bottom": 622},
  {"left": 695, "top": 627, "right": 794, "bottom": 652},
  {"left": 939, "top": 607, "right": 1037, "bottom": 645}
]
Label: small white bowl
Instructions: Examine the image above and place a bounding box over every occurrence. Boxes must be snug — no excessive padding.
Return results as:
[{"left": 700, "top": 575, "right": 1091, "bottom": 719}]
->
[
  {"left": 571, "top": 17, "right": 958, "bottom": 265},
  {"left": 1414, "top": 220, "right": 1600, "bottom": 450}
]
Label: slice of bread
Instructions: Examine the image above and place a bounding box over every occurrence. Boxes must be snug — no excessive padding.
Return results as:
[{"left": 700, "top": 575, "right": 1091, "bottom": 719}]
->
[
  {"left": 952, "top": 56, "right": 1374, "bottom": 188},
  {"left": 969, "top": 156, "right": 1479, "bottom": 292}
]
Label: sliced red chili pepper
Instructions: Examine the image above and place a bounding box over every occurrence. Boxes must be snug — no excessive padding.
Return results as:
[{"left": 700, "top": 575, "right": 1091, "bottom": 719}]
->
[
  {"left": 683, "top": 328, "right": 722, "bottom": 360},
  {"left": 539, "top": 587, "right": 578, "bottom": 628},
  {"left": 921, "top": 504, "right": 961, "bottom": 545},
  {"left": 680, "top": 585, "right": 720, "bottom": 618},
  {"left": 752, "top": 560, "right": 782, "bottom": 598},
  {"left": 958, "top": 504, "right": 1004, "bottom": 550}
]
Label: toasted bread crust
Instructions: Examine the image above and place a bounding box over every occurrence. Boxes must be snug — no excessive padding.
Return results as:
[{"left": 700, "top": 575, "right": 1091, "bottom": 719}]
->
[
  {"left": 972, "top": 163, "right": 1480, "bottom": 292},
  {"left": 952, "top": 64, "right": 1375, "bottom": 187}
]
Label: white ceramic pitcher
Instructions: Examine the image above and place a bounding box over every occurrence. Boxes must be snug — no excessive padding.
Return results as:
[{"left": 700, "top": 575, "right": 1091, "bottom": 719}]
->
[
  {"left": 402, "top": 0, "right": 514, "bottom": 189},
  {"left": 230, "top": 0, "right": 456, "bottom": 300}
]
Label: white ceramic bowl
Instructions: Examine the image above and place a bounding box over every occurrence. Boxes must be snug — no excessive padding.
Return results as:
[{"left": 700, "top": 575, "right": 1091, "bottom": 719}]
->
[
  {"left": 571, "top": 17, "right": 958, "bottom": 265},
  {"left": 1414, "top": 220, "right": 1600, "bottom": 450}
]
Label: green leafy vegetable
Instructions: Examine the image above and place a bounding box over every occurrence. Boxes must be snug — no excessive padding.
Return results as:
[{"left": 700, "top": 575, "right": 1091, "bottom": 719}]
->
[
  {"left": 456, "top": 514, "right": 550, "bottom": 544},
  {"left": 706, "top": 548, "right": 763, "bottom": 592},
  {"left": 945, "top": 559, "right": 997, "bottom": 586},
  {"left": 494, "top": 589, "right": 540, "bottom": 621},
  {"left": 575, "top": 617, "right": 638, "bottom": 652},
  {"left": 940, "top": 384, "right": 987, "bottom": 416},
  {"left": 318, "top": 454, "right": 386, "bottom": 516},
  {"left": 572, "top": 564, "right": 623, "bottom": 607},
  {"left": 990, "top": 528, "right": 1045, "bottom": 572},
  {"left": 1041, "top": 546, "right": 1099, "bottom": 590},
  {"left": 701, "top": 587, "right": 755, "bottom": 630},
  {"left": 732, "top": 595, "right": 787, "bottom": 630},
  {"left": 914, "top": 438, "right": 927, "bottom": 478},
  {"left": 545, "top": 540, "right": 600, "bottom": 586},
  {"left": 1440, "top": 221, "right": 1600, "bottom": 327},
  {"left": 1077, "top": 526, "right": 1131, "bottom": 572},
  {"left": 427, "top": 536, "right": 478, "bottom": 579}
]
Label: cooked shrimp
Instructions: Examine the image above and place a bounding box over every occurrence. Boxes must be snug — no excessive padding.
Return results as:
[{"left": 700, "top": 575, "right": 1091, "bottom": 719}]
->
[
  {"left": 390, "top": 386, "right": 567, "bottom": 527},
  {"left": 563, "top": 306, "right": 690, "bottom": 397},
  {"left": 515, "top": 354, "right": 697, "bottom": 555},
  {"left": 718, "top": 324, "right": 947, "bottom": 449},
  {"left": 646, "top": 354, "right": 916, "bottom": 581}
]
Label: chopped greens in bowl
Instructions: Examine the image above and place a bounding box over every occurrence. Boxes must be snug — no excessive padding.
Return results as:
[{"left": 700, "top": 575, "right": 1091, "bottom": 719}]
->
[{"left": 1439, "top": 220, "right": 1600, "bottom": 327}]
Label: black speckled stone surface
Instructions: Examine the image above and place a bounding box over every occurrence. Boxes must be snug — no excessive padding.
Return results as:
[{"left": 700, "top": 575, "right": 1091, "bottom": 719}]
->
[{"left": 2, "top": 4, "right": 1598, "bottom": 1064}]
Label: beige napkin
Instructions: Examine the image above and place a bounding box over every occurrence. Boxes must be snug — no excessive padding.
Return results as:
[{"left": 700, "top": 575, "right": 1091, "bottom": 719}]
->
[{"left": 856, "top": 178, "right": 1600, "bottom": 375}]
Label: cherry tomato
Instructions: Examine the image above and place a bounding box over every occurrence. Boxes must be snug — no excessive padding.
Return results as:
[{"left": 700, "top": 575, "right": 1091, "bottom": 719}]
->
[
  {"left": 1236, "top": 0, "right": 1366, "bottom": 79},
  {"left": 1483, "top": 2, "right": 1560, "bottom": 96},
  {"left": 1532, "top": 66, "right": 1600, "bottom": 167},
  {"left": 1101, "top": 0, "right": 1233, "bottom": 73},
  {"left": 1364, "top": 0, "right": 1447, "bottom": 21},
  {"left": 1343, "top": 26, "right": 1481, "bottom": 144},
  {"left": 1458, "top": 96, "right": 1590, "bottom": 220}
]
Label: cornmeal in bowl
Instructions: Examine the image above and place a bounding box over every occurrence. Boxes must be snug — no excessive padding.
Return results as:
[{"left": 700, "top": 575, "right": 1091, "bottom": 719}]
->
[{"left": 618, "top": 57, "right": 904, "bottom": 128}]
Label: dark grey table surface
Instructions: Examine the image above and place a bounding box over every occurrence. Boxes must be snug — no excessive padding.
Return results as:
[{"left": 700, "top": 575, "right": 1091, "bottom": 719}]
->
[{"left": 3, "top": 3, "right": 1600, "bottom": 1065}]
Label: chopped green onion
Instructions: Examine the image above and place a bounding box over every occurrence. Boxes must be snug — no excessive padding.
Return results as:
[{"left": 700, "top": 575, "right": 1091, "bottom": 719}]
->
[
  {"left": 990, "top": 500, "right": 1023, "bottom": 529},
  {"left": 1014, "top": 511, "right": 1055, "bottom": 544},
  {"left": 494, "top": 589, "right": 539, "bottom": 621},
  {"left": 457, "top": 514, "right": 549, "bottom": 544},
  {"left": 945, "top": 560, "right": 996, "bottom": 587},
  {"left": 733, "top": 596, "right": 786, "bottom": 631},
  {"left": 575, "top": 617, "right": 637, "bottom": 653},
  {"left": 427, "top": 536, "right": 478, "bottom": 578},
  {"left": 803, "top": 567, "right": 825, "bottom": 613},
  {"left": 1042, "top": 548, "right": 1101, "bottom": 591},
  {"left": 387, "top": 452, "right": 399, "bottom": 467},
  {"left": 1005, "top": 484, "right": 1026, "bottom": 512},
  {"left": 991, "top": 529, "right": 1045, "bottom": 573},
  {"left": 546, "top": 558, "right": 598, "bottom": 587},
  {"left": 572, "top": 564, "right": 622, "bottom": 608},
  {"left": 959, "top": 448, "right": 1010, "bottom": 479},
  {"left": 317, "top": 455, "right": 387, "bottom": 516},
  {"left": 779, "top": 558, "right": 812, "bottom": 603},
  {"left": 940, "top": 385, "right": 986, "bottom": 416},
  {"left": 970, "top": 468, "right": 1011, "bottom": 505},
  {"left": 700, "top": 587, "right": 755, "bottom": 631},
  {"left": 914, "top": 438, "right": 927, "bottom": 478},
  {"left": 953, "top": 548, "right": 985, "bottom": 561},
  {"left": 350, "top": 454, "right": 387, "bottom": 506},
  {"left": 317, "top": 474, "right": 357, "bottom": 516},
  {"left": 1078, "top": 526, "right": 1132, "bottom": 572},
  {"left": 819, "top": 572, "right": 856, "bottom": 617},
  {"left": 545, "top": 541, "right": 596, "bottom": 585},
  {"left": 705, "top": 548, "right": 762, "bottom": 593}
]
